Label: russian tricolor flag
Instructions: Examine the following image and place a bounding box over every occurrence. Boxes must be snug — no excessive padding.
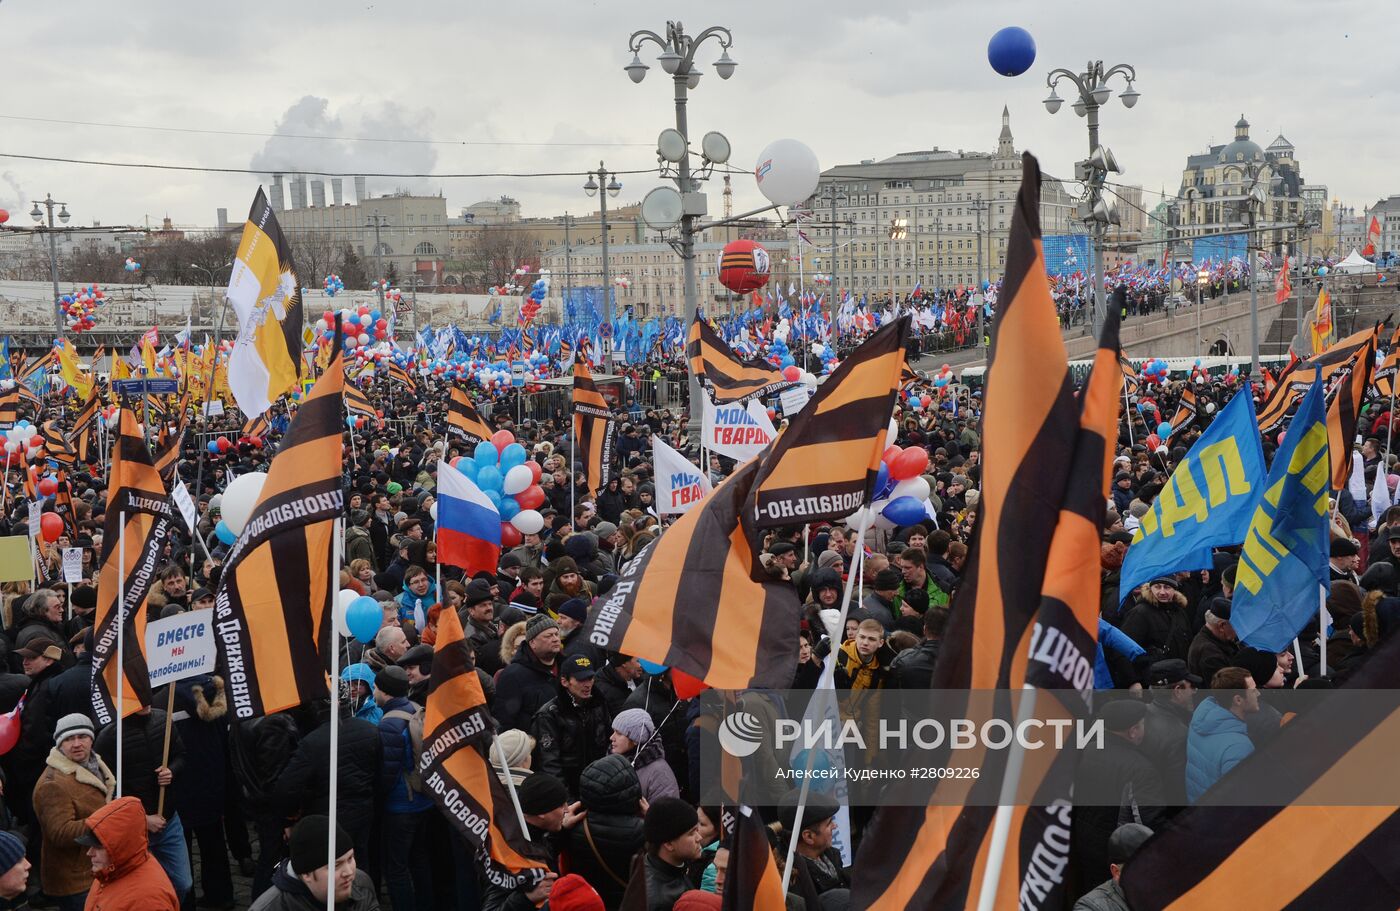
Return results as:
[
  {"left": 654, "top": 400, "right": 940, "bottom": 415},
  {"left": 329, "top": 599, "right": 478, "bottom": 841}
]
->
[{"left": 434, "top": 459, "right": 501, "bottom": 576}]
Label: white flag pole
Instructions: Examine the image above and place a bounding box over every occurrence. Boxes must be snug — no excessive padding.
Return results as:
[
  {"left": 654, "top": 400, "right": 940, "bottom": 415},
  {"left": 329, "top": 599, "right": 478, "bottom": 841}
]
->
[
  {"left": 327, "top": 517, "right": 344, "bottom": 911},
  {"left": 115, "top": 510, "right": 126, "bottom": 797},
  {"left": 494, "top": 736, "right": 532, "bottom": 842}
]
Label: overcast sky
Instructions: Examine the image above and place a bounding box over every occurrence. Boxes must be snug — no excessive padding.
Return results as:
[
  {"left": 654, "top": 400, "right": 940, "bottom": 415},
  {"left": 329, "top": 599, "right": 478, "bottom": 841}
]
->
[{"left": 0, "top": 0, "right": 1392, "bottom": 237}]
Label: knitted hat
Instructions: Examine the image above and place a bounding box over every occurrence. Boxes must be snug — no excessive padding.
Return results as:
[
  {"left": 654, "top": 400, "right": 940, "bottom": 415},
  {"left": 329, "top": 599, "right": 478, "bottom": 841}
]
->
[
  {"left": 1231, "top": 647, "right": 1280, "bottom": 688},
  {"left": 644, "top": 796, "right": 699, "bottom": 846},
  {"left": 525, "top": 613, "right": 559, "bottom": 641},
  {"left": 557, "top": 598, "right": 588, "bottom": 624},
  {"left": 374, "top": 666, "right": 410, "bottom": 698},
  {"left": 594, "top": 521, "right": 618, "bottom": 540},
  {"left": 495, "top": 729, "right": 535, "bottom": 769},
  {"left": 874, "top": 568, "right": 902, "bottom": 591},
  {"left": 70, "top": 586, "right": 97, "bottom": 611},
  {"left": 611, "top": 707, "right": 654, "bottom": 746},
  {"left": 0, "top": 831, "right": 23, "bottom": 877},
  {"left": 675, "top": 891, "right": 723, "bottom": 911},
  {"left": 517, "top": 773, "right": 568, "bottom": 816},
  {"left": 53, "top": 713, "right": 94, "bottom": 747},
  {"left": 550, "top": 874, "right": 605, "bottom": 911},
  {"left": 288, "top": 815, "right": 352, "bottom": 875}
]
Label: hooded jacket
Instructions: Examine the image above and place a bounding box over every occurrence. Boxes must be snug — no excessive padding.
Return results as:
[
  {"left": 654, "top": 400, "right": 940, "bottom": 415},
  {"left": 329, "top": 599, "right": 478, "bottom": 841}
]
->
[
  {"left": 394, "top": 577, "right": 438, "bottom": 627},
  {"left": 1120, "top": 589, "right": 1193, "bottom": 662},
  {"left": 82, "top": 795, "right": 180, "bottom": 910},
  {"left": 1185, "top": 697, "right": 1254, "bottom": 803},
  {"left": 562, "top": 755, "right": 645, "bottom": 910},
  {"left": 249, "top": 858, "right": 379, "bottom": 911}
]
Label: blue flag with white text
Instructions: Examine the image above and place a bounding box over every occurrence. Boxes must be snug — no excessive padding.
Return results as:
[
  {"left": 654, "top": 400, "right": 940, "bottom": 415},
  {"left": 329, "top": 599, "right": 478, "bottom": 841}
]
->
[
  {"left": 1118, "top": 390, "right": 1267, "bottom": 604},
  {"left": 1229, "top": 382, "right": 1331, "bottom": 652}
]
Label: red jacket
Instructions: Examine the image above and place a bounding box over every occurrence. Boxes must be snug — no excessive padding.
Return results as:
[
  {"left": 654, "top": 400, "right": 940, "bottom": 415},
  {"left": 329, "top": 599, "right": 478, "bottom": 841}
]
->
[{"left": 83, "top": 796, "right": 178, "bottom": 911}]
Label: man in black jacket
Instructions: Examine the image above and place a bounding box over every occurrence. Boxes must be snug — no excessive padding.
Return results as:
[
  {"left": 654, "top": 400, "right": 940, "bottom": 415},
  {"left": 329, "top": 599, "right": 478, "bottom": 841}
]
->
[
  {"left": 1120, "top": 576, "right": 1193, "bottom": 661},
  {"left": 271, "top": 703, "right": 383, "bottom": 876},
  {"left": 229, "top": 712, "right": 303, "bottom": 896},
  {"left": 632, "top": 797, "right": 701, "bottom": 911},
  {"left": 594, "top": 653, "right": 642, "bottom": 716},
  {"left": 889, "top": 605, "right": 947, "bottom": 689},
  {"left": 531, "top": 655, "right": 612, "bottom": 798},
  {"left": 1139, "top": 659, "right": 1199, "bottom": 808},
  {"left": 495, "top": 615, "right": 563, "bottom": 732},
  {"left": 94, "top": 698, "right": 193, "bottom": 901},
  {"left": 465, "top": 588, "right": 504, "bottom": 677}
]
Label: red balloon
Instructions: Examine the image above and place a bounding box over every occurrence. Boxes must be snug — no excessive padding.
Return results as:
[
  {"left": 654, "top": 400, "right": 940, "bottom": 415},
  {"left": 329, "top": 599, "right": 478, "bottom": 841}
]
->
[
  {"left": 882, "top": 445, "right": 902, "bottom": 465},
  {"left": 890, "top": 446, "right": 930, "bottom": 481},
  {"left": 1145, "top": 433, "right": 1161, "bottom": 450},
  {"left": 717, "top": 239, "right": 772, "bottom": 294},
  {"left": 0, "top": 209, "right": 10, "bottom": 225},
  {"left": 450, "top": 456, "right": 463, "bottom": 469},
  {"left": 216, "top": 436, "right": 231, "bottom": 452},
  {"left": 516, "top": 484, "right": 545, "bottom": 510},
  {"left": 920, "top": 395, "right": 932, "bottom": 408},
  {"left": 766, "top": 407, "right": 777, "bottom": 421},
  {"left": 39, "top": 512, "right": 63, "bottom": 543},
  {"left": 500, "top": 522, "right": 523, "bottom": 548},
  {"left": 490, "top": 429, "right": 515, "bottom": 453},
  {"left": 0, "top": 710, "right": 18, "bottom": 755},
  {"left": 782, "top": 365, "right": 801, "bottom": 382},
  {"left": 527, "top": 461, "right": 542, "bottom": 484},
  {"left": 36, "top": 477, "right": 57, "bottom": 497}
]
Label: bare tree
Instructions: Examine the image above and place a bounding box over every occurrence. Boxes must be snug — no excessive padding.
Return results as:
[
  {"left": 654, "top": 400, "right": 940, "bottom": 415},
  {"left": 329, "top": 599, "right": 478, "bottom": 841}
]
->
[{"left": 459, "top": 228, "right": 542, "bottom": 291}]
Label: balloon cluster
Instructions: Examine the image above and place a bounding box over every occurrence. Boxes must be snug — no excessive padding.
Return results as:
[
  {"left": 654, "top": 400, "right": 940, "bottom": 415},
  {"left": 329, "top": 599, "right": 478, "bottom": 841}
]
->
[
  {"left": 1140, "top": 358, "right": 1170, "bottom": 385},
  {"left": 124, "top": 257, "right": 141, "bottom": 273},
  {"left": 812, "top": 274, "right": 832, "bottom": 286},
  {"left": 613, "top": 275, "right": 631, "bottom": 289},
  {"left": 519, "top": 277, "right": 548, "bottom": 325},
  {"left": 809, "top": 342, "right": 839, "bottom": 376},
  {"left": 213, "top": 472, "right": 267, "bottom": 546},
  {"left": 450, "top": 430, "right": 546, "bottom": 547},
  {"left": 313, "top": 306, "right": 389, "bottom": 350},
  {"left": 60, "top": 285, "right": 105, "bottom": 332},
  {"left": 932, "top": 364, "right": 953, "bottom": 388},
  {"left": 853, "top": 442, "right": 933, "bottom": 531},
  {"left": 2, "top": 420, "right": 42, "bottom": 465},
  {"left": 324, "top": 274, "right": 344, "bottom": 297}
]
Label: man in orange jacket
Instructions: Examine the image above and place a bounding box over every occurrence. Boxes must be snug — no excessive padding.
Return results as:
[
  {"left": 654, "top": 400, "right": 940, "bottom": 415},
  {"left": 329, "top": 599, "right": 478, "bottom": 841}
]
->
[{"left": 77, "top": 796, "right": 178, "bottom": 910}]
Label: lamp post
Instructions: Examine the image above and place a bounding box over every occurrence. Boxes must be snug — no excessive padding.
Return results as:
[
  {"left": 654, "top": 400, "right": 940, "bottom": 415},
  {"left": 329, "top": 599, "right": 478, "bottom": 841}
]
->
[
  {"left": 1044, "top": 60, "right": 1139, "bottom": 337},
  {"left": 1244, "top": 162, "right": 1267, "bottom": 376},
  {"left": 887, "top": 217, "right": 907, "bottom": 308},
  {"left": 30, "top": 194, "right": 70, "bottom": 339},
  {"left": 1197, "top": 268, "right": 1210, "bottom": 351},
  {"left": 625, "top": 19, "right": 736, "bottom": 442},
  {"left": 584, "top": 164, "right": 622, "bottom": 372},
  {"left": 366, "top": 213, "right": 389, "bottom": 313}
]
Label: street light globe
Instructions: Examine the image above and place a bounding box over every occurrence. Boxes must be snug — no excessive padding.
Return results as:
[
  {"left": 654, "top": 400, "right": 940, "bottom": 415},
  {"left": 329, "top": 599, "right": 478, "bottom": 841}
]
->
[
  {"left": 1120, "top": 83, "right": 1141, "bottom": 108},
  {"left": 656, "top": 48, "right": 682, "bottom": 75},
  {"left": 606, "top": 178, "right": 622, "bottom": 198},
  {"left": 624, "top": 53, "right": 649, "bottom": 84},
  {"left": 58, "top": 206, "right": 70, "bottom": 224},
  {"left": 29, "top": 205, "right": 41, "bottom": 223},
  {"left": 1043, "top": 90, "right": 1062, "bottom": 114},
  {"left": 686, "top": 65, "right": 702, "bottom": 89},
  {"left": 1090, "top": 85, "right": 1112, "bottom": 105},
  {"left": 583, "top": 175, "right": 599, "bottom": 197},
  {"left": 1072, "top": 99, "right": 1087, "bottom": 118},
  {"left": 714, "top": 49, "right": 737, "bottom": 80}
]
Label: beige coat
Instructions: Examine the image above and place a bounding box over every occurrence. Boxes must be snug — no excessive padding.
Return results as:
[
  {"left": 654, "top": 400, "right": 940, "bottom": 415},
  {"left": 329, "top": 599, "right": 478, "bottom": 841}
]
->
[{"left": 32, "top": 746, "right": 116, "bottom": 897}]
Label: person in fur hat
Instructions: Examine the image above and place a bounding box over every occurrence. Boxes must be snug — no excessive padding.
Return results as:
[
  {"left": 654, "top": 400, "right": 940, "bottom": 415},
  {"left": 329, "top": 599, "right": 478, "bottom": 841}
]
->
[{"left": 1120, "top": 576, "right": 1194, "bottom": 662}]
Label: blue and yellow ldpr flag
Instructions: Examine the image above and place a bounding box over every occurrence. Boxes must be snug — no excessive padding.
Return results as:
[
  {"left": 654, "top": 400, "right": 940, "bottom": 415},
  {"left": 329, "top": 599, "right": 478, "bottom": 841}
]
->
[
  {"left": 1118, "top": 389, "right": 1267, "bottom": 604},
  {"left": 1230, "top": 382, "right": 1331, "bottom": 652}
]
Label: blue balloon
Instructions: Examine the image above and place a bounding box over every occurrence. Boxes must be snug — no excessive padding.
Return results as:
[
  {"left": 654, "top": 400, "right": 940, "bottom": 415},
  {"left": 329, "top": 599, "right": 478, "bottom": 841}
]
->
[
  {"left": 874, "top": 462, "right": 891, "bottom": 498},
  {"left": 474, "top": 440, "right": 498, "bottom": 466},
  {"left": 1157, "top": 422, "right": 1172, "bottom": 438},
  {"left": 499, "top": 443, "right": 527, "bottom": 471},
  {"left": 483, "top": 489, "right": 503, "bottom": 510},
  {"left": 207, "top": 441, "right": 220, "bottom": 454},
  {"left": 638, "top": 658, "right": 669, "bottom": 675},
  {"left": 345, "top": 595, "right": 383, "bottom": 643},
  {"left": 477, "top": 466, "right": 503, "bottom": 491},
  {"left": 987, "top": 26, "right": 1036, "bottom": 77},
  {"left": 499, "top": 497, "right": 520, "bottom": 521},
  {"left": 214, "top": 520, "right": 236, "bottom": 545},
  {"left": 456, "top": 458, "right": 479, "bottom": 482},
  {"left": 882, "top": 495, "right": 928, "bottom": 527},
  {"left": 781, "top": 356, "right": 795, "bottom": 368}
]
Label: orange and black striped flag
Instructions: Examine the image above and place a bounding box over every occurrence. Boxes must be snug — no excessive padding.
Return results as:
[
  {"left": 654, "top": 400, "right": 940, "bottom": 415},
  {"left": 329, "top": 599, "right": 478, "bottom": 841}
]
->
[
  {"left": 1324, "top": 326, "right": 1376, "bottom": 490},
  {"left": 1372, "top": 325, "right": 1400, "bottom": 398},
  {"left": 213, "top": 351, "right": 345, "bottom": 718},
  {"left": 1165, "top": 386, "right": 1198, "bottom": 443},
  {"left": 17, "top": 351, "right": 50, "bottom": 386},
  {"left": 748, "top": 316, "right": 908, "bottom": 529},
  {"left": 345, "top": 380, "right": 375, "bottom": 419},
  {"left": 582, "top": 454, "right": 799, "bottom": 689},
  {"left": 52, "top": 470, "right": 78, "bottom": 542},
  {"left": 1119, "top": 355, "right": 1141, "bottom": 396},
  {"left": 572, "top": 358, "right": 617, "bottom": 495},
  {"left": 386, "top": 360, "right": 416, "bottom": 392},
  {"left": 153, "top": 427, "right": 184, "bottom": 487},
  {"left": 0, "top": 386, "right": 19, "bottom": 430},
  {"left": 38, "top": 420, "right": 77, "bottom": 466},
  {"left": 241, "top": 412, "right": 270, "bottom": 439},
  {"left": 688, "top": 315, "right": 795, "bottom": 404},
  {"left": 854, "top": 154, "right": 1118, "bottom": 911},
  {"left": 1120, "top": 627, "right": 1400, "bottom": 910},
  {"left": 446, "top": 386, "right": 491, "bottom": 443},
  {"left": 721, "top": 805, "right": 787, "bottom": 911},
  {"left": 900, "top": 358, "right": 921, "bottom": 391},
  {"left": 1257, "top": 326, "right": 1375, "bottom": 433},
  {"left": 72, "top": 386, "right": 100, "bottom": 464},
  {"left": 90, "top": 408, "right": 174, "bottom": 725},
  {"left": 421, "top": 605, "right": 550, "bottom": 889}
]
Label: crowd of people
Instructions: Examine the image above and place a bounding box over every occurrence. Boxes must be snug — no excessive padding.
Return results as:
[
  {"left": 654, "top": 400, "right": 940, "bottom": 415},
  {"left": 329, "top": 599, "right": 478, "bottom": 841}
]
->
[{"left": 0, "top": 333, "right": 1392, "bottom": 911}]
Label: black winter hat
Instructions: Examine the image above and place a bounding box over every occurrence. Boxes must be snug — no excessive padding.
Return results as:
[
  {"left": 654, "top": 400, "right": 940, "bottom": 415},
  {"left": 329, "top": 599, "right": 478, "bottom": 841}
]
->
[
  {"left": 779, "top": 788, "right": 839, "bottom": 833},
  {"left": 288, "top": 815, "right": 352, "bottom": 875},
  {"left": 374, "top": 666, "right": 410, "bottom": 698},
  {"left": 517, "top": 773, "right": 568, "bottom": 816},
  {"left": 644, "top": 796, "right": 699, "bottom": 846},
  {"left": 1231, "top": 647, "right": 1280, "bottom": 688}
]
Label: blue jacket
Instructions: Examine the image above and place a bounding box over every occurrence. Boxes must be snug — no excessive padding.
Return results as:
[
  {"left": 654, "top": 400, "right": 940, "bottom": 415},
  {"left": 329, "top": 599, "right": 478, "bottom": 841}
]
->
[
  {"left": 1185, "top": 697, "right": 1254, "bottom": 803},
  {"left": 377, "top": 696, "right": 433, "bottom": 814},
  {"left": 1094, "top": 619, "right": 1145, "bottom": 689},
  {"left": 395, "top": 578, "right": 438, "bottom": 627}
]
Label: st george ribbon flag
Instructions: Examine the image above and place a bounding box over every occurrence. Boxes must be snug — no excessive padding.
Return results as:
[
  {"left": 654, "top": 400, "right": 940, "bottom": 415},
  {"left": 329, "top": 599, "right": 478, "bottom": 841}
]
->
[
  {"left": 1118, "top": 389, "right": 1266, "bottom": 604},
  {"left": 1230, "top": 381, "right": 1331, "bottom": 652}
]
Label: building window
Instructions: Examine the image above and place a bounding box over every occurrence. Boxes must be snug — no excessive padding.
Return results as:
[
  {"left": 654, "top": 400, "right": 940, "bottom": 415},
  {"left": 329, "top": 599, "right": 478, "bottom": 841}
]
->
[{"left": 414, "top": 242, "right": 438, "bottom": 255}]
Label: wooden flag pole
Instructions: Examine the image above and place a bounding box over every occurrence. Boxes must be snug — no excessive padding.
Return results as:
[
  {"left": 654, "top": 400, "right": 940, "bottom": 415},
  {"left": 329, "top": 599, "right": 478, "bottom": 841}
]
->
[{"left": 155, "top": 683, "right": 176, "bottom": 816}]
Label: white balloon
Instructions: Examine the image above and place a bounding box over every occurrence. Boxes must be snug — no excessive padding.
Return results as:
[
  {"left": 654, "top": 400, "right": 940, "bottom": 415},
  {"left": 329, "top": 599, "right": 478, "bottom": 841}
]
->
[
  {"left": 891, "top": 476, "right": 931, "bottom": 502},
  {"left": 511, "top": 509, "right": 544, "bottom": 535},
  {"left": 811, "top": 343, "right": 825, "bottom": 356},
  {"left": 221, "top": 471, "right": 268, "bottom": 535},
  {"left": 844, "top": 506, "right": 867, "bottom": 527},
  {"left": 503, "top": 464, "right": 534, "bottom": 496},
  {"left": 887, "top": 417, "right": 899, "bottom": 441},
  {"left": 754, "top": 138, "right": 821, "bottom": 207},
  {"left": 800, "top": 371, "right": 818, "bottom": 387},
  {"left": 429, "top": 501, "right": 438, "bottom": 521},
  {"left": 334, "top": 590, "right": 358, "bottom": 638}
]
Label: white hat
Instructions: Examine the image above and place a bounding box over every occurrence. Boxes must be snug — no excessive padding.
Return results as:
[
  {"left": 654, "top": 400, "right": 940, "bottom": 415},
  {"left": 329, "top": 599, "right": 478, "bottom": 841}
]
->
[{"left": 53, "top": 713, "right": 94, "bottom": 747}]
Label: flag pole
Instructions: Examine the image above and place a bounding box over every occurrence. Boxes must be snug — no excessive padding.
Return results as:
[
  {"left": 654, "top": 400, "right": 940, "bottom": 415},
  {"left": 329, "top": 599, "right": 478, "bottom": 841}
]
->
[
  {"left": 1318, "top": 584, "right": 1328, "bottom": 675},
  {"left": 1385, "top": 374, "right": 1397, "bottom": 466},
  {"left": 327, "top": 516, "right": 343, "bottom": 911},
  {"left": 115, "top": 509, "right": 126, "bottom": 798},
  {"left": 780, "top": 506, "right": 872, "bottom": 894},
  {"left": 493, "top": 736, "right": 532, "bottom": 842},
  {"left": 974, "top": 684, "right": 1040, "bottom": 911}
]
